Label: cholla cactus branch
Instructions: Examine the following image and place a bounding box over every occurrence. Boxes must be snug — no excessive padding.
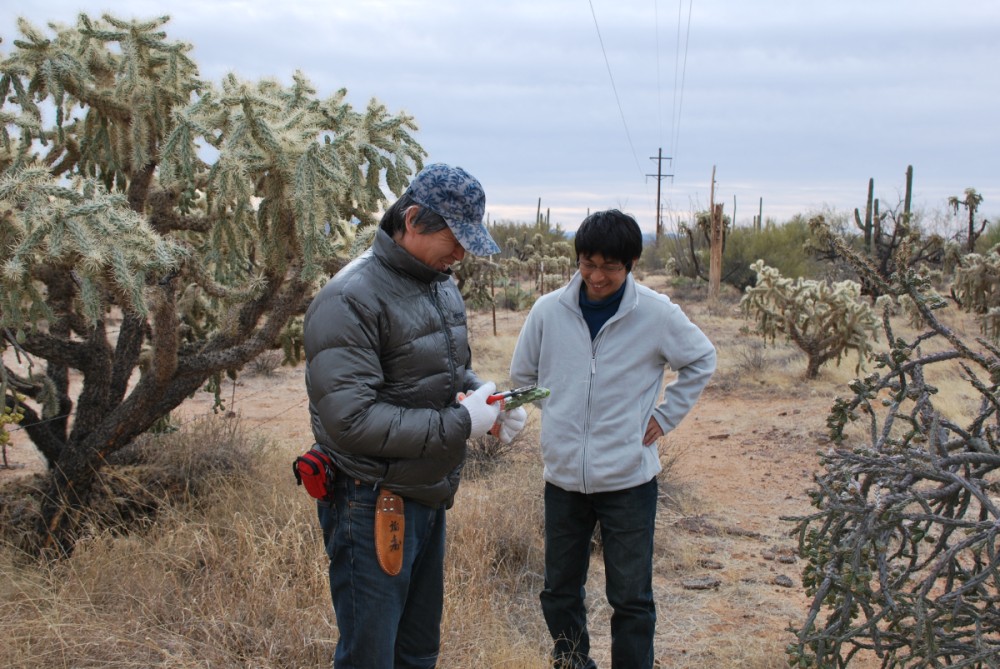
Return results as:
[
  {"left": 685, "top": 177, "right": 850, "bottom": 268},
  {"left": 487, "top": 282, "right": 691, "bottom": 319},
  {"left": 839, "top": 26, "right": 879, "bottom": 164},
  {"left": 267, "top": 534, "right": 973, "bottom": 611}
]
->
[
  {"left": 741, "top": 259, "right": 879, "bottom": 379},
  {"left": 785, "top": 222, "right": 1000, "bottom": 668},
  {"left": 0, "top": 13, "right": 425, "bottom": 557}
]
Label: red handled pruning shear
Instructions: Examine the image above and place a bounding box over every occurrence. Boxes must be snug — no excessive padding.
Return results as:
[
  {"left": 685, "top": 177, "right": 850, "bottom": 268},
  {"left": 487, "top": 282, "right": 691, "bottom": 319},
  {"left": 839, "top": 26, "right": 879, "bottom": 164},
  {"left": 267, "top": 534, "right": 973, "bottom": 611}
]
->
[{"left": 486, "top": 384, "right": 551, "bottom": 410}]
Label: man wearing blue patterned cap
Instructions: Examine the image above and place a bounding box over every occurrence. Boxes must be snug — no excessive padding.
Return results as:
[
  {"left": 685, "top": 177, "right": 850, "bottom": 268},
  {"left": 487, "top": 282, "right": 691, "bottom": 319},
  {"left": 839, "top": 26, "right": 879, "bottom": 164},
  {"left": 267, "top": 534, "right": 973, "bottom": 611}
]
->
[{"left": 303, "top": 163, "right": 527, "bottom": 668}]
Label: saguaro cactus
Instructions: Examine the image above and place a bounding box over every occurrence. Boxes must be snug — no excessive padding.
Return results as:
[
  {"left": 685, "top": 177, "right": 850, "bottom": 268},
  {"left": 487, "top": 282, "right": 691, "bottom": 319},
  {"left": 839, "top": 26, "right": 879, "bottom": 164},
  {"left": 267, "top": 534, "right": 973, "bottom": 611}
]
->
[
  {"left": 949, "top": 188, "right": 987, "bottom": 253},
  {"left": 854, "top": 177, "right": 875, "bottom": 253}
]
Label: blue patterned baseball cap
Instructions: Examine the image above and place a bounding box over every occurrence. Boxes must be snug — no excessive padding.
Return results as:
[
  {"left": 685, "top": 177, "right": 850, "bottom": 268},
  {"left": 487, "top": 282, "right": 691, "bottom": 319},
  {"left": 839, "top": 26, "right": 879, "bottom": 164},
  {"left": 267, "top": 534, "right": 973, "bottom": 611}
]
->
[{"left": 408, "top": 163, "right": 500, "bottom": 256}]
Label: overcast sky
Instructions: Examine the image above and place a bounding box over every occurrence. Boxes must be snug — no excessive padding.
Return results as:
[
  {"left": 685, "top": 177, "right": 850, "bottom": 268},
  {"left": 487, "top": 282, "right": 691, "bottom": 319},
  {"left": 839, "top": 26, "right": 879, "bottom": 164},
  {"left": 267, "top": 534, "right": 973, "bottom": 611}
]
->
[{"left": 3, "top": 1, "right": 998, "bottom": 234}]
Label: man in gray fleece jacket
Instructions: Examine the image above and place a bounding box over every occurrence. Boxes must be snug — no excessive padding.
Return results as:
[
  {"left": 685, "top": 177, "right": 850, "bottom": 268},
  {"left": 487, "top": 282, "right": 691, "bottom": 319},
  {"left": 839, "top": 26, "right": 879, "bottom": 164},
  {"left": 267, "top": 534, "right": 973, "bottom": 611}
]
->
[{"left": 510, "top": 209, "right": 716, "bottom": 669}]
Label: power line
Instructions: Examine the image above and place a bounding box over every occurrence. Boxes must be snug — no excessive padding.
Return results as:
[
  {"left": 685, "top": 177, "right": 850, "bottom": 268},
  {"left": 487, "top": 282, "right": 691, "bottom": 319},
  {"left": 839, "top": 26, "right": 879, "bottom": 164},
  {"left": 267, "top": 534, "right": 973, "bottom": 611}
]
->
[
  {"left": 654, "top": 0, "right": 663, "bottom": 148},
  {"left": 669, "top": 0, "right": 694, "bottom": 174},
  {"left": 653, "top": 0, "right": 692, "bottom": 234},
  {"left": 588, "top": 0, "right": 645, "bottom": 179},
  {"left": 646, "top": 148, "right": 674, "bottom": 240}
]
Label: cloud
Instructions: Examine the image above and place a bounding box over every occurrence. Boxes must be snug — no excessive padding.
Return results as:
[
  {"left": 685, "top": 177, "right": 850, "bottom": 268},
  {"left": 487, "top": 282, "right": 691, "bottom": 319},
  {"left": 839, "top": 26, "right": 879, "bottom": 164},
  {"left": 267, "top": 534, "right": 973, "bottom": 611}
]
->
[{"left": 1, "top": 0, "right": 997, "bottom": 232}]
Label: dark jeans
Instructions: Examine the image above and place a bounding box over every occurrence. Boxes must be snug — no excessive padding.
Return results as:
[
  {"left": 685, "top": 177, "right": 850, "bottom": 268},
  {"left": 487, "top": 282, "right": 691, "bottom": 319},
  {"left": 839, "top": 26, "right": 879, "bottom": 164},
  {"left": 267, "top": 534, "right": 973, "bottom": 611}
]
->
[
  {"left": 541, "top": 479, "right": 658, "bottom": 669},
  {"left": 318, "top": 477, "right": 446, "bottom": 669}
]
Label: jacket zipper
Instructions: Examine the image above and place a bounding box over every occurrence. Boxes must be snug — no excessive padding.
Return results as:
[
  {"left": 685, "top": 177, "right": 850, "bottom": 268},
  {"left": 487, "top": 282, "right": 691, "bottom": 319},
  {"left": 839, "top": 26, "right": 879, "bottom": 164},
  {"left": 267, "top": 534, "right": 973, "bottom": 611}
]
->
[
  {"left": 582, "top": 328, "right": 604, "bottom": 494},
  {"left": 430, "top": 282, "right": 459, "bottom": 400},
  {"left": 568, "top": 278, "right": 633, "bottom": 494}
]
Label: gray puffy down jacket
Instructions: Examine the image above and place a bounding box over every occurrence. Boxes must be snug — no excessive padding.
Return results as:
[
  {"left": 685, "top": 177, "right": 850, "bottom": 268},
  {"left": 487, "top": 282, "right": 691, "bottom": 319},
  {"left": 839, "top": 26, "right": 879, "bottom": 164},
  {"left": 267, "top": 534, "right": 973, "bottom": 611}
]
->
[{"left": 303, "top": 230, "right": 480, "bottom": 507}]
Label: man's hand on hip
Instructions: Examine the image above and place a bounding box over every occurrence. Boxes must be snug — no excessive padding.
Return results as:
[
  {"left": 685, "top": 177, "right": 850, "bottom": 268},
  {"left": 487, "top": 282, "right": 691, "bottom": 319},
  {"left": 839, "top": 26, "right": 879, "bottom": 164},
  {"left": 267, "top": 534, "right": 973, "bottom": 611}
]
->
[{"left": 643, "top": 417, "right": 664, "bottom": 446}]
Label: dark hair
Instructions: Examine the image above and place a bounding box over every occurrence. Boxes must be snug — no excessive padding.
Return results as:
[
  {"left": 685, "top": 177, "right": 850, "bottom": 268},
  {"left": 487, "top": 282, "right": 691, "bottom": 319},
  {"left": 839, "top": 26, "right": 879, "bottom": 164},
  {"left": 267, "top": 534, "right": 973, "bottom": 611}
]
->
[
  {"left": 574, "top": 209, "right": 643, "bottom": 271},
  {"left": 379, "top": 191, "right": 448, "bottom": 237}
]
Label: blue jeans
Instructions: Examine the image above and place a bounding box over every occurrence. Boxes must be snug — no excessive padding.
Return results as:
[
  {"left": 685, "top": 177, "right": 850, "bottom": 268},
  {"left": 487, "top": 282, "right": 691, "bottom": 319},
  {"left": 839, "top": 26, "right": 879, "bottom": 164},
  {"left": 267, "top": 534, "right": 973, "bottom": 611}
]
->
[
  {"left": 541, "top": 479, "right": 658, "bottom": 669},
  {"left": 318, "top": 477, "right": 446, "bottom": 669}
]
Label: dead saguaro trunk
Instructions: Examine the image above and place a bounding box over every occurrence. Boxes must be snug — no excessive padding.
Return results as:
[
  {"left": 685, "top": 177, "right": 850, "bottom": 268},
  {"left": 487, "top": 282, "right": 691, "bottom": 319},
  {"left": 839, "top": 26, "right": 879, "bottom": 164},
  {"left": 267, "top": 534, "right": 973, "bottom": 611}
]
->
[{"left": 708, "top": 203, "right": 724, "bottom": 301}]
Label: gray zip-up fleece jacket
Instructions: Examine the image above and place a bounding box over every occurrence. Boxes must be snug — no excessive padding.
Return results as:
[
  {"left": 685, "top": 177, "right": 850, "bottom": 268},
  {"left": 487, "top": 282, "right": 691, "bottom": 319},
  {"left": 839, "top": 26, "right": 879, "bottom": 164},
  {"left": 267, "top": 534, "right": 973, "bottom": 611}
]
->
[
  {"left": 303, "top": 230, "right": 481, "bottom": 507},
  {"left": 510, "top": 272, "right": 716, "bottom": 494}
]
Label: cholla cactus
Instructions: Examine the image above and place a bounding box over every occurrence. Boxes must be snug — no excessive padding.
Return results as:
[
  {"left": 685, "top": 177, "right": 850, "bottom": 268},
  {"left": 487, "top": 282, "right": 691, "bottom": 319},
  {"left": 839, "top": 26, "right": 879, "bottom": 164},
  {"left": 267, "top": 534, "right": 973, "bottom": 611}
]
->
[
  {"left": 741, "top": 260, "right": 880, "bottom": 379},
  {"left": 453, "top": 254, "right": 501, "bottom": 311},
  {"left": 951, "top": 246, "right": 1000, "bottom": 340},
  {"left": 0, "top": 396, "right": 25, "bottom": 468},
  {"left": 785, "top": 216, "right": 1000, "bottom": 669},
  {"left": 0, "top": 14, "right": 424, "bottom": 556}
]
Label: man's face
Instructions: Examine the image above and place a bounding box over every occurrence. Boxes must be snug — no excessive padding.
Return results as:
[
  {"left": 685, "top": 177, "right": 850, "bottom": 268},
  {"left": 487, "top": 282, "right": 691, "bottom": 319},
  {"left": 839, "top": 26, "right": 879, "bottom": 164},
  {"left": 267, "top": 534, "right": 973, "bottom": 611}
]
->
[
  {"left": 578, "top": 252, "right": 629, "bottom": 301},
  {"left": 404, "top": 221, "right": 467, "bottom": 271},
  {"left": 393, "top": 205, "right": 465, "bottom": 272}
]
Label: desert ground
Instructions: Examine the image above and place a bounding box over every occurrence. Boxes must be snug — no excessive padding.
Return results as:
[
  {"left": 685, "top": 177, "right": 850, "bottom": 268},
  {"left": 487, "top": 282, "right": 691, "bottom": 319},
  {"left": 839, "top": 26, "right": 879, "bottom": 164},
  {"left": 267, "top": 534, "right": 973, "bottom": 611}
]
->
[{"left": 2, "top": 276, "right": 883, "bottom": 667}]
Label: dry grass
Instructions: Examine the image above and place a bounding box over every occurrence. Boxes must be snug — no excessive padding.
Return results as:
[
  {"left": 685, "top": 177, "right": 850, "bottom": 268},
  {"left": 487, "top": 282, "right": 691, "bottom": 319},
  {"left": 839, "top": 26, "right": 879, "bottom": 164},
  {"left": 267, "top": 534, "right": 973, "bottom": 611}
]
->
[
  {"left": 6, "top": 275, "right": 988, "bottom": 668},
  {"left": 0, "top": 284, "right": 809, "bottom": 669},
  {"left": 0, "top": 425, "right": 557, "bottom": 668},
  {"left": 441, "top": 460, "right": 549, "bottom": 667},
  {"left": 1, "top": 421, "right": 335, "bottom": 668}
]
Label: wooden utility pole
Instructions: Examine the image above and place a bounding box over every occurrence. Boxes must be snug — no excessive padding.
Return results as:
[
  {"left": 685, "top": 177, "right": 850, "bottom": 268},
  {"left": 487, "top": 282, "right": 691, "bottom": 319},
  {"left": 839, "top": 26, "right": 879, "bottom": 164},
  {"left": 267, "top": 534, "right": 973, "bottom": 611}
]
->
[
  {"left": 646, "top": 148, "right": 673, "bottom": 241},
  {"left": 708, "top": 165, "right": 723, "bottom": 301}
]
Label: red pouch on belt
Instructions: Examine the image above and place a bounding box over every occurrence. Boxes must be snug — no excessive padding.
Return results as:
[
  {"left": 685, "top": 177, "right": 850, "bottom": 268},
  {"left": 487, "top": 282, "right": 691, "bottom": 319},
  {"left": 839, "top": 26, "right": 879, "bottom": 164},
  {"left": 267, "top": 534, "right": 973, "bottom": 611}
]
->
[{"left": 292, "top": 446, "right": 336, "bottom": 501}]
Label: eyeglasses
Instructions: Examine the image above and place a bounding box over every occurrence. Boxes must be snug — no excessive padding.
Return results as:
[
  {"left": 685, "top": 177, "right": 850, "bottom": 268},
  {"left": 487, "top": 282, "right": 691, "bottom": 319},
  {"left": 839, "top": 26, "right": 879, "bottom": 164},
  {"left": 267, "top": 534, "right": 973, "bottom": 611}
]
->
[{"left": 577, "top": 259, "right": 626, "bottom": 273}]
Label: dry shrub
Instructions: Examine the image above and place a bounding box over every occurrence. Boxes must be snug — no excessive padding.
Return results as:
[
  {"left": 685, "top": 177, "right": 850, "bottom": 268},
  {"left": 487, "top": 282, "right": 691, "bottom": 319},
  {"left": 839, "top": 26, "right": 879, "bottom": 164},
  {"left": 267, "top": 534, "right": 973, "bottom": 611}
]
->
[
  {"left": 0, "top": 419, "right": 334, "bottom": 668},
  {"left": 709, "top": 327, "right": 797, "bottom": 392},
  {"left": 247, "top": 349, "right": 284, "bottom": 376},
  {"left": 109, "top": 415, "right": 265, "bottom": 492},
  {"left": 652, "top": 445, "right": 709, "bottom": 576},
  {"left": 733, "top": 339, "right": 768, "bottom": 375},
  {"left": 441, "top": 461, "right": 549, "bottom": 666},
  {"left": 447, "top": 462, "right": 545, "bottom": 588},
  {"left": 0, "top": 473, "right": 48, "bottom": 554},
  {"left": 666, "top": 278, "right": 709, "bottom": 303},
  {"left": 465, "top": 330, "right": 520, "bottom": 381},
  {"left": 0, "top": 417, "right": 266, "bottom": 554},
  {"left": 657, "top": 445, "right": 693, "bottom": 513},
  {"left": 463, "top": 433, "right": 518, "bottom": 481},
  {"left": 705, "top": 297, "right": 740, "bottom": 319}
]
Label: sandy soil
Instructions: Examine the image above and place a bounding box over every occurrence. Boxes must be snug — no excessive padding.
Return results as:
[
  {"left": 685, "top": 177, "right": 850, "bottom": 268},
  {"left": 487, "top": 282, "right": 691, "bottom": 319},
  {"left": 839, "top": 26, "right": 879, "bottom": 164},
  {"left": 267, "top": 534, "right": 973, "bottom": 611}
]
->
[{"left": 1, "top": 285, "right": 862, "bottom": 666}]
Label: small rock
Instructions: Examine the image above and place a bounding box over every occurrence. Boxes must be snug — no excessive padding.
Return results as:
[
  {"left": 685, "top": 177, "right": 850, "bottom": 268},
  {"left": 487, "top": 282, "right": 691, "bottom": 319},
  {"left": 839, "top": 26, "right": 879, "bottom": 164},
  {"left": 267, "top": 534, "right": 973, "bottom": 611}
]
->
[
  {"left": 682, "top": 576, "right": 721, "bottom": 590},
  {"left": 773, "top": 575, "right": 795, "bottom": 588},
  {"left": 677, "top": 516, "right": 721, "bottom": 536}
]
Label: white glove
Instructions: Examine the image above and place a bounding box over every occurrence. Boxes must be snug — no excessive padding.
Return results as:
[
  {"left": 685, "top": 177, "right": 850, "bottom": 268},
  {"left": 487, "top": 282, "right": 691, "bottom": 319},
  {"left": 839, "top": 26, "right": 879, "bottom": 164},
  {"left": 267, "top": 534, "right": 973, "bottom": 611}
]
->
[
  {"left": 459, "top": 382, "right": 501, "bottom": 439},
  {"left": 494, "top": 406, "right": 527, "bottom": 444}
]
